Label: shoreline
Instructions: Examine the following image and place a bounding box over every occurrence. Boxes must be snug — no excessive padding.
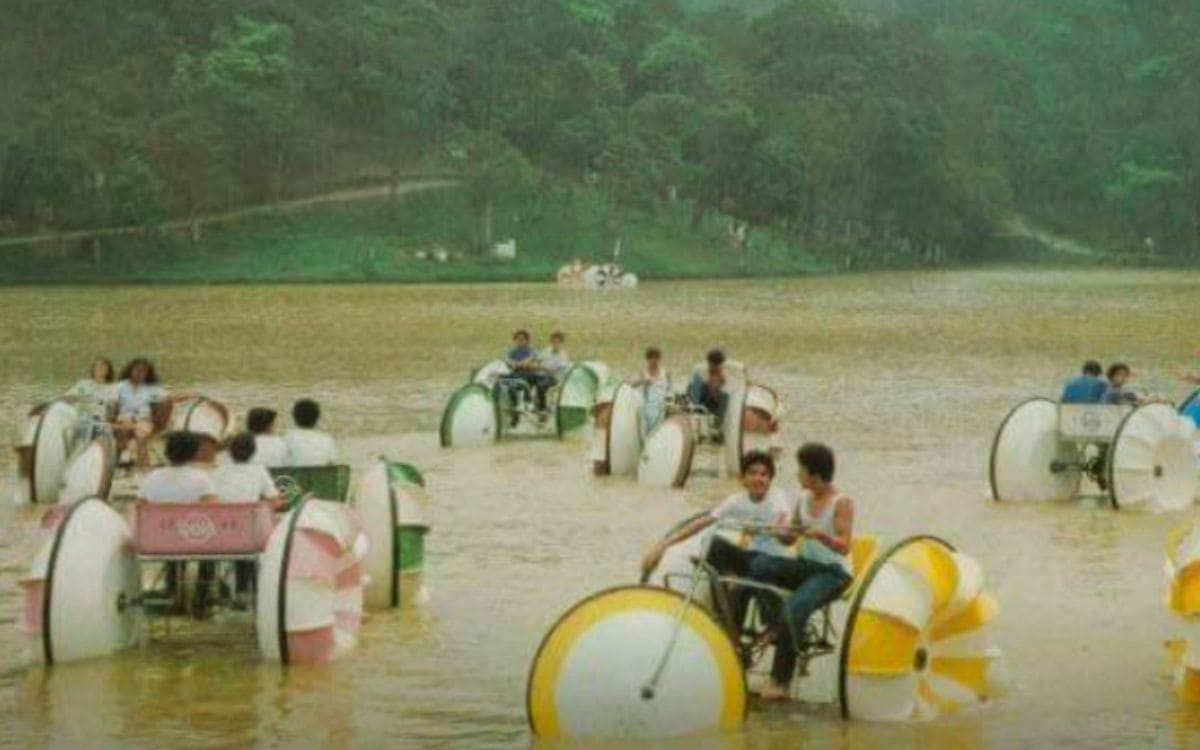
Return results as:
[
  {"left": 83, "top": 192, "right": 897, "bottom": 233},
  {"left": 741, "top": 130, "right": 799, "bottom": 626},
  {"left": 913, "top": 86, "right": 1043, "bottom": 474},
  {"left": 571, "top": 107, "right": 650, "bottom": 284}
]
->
[{"left": 0, "top": 259, "right": 1193, "bottom": 288}]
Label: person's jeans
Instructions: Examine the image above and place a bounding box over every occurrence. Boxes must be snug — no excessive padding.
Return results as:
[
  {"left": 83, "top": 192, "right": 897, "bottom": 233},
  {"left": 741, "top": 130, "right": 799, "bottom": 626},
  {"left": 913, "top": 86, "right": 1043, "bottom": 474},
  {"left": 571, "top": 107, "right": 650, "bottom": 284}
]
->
[
  {"left": 704, "top": 536, "right": 762, "bottom": 634},
  {"left": 639, "top": 395, "right": 666, "bottom": 436},
  {"left": 505, "top": 371, "right": 554, "bottom": 413},
  {"left": 235, "top": 561, "right": 256, "bottom": 596},
  {"left": 686, "top": 375, "right": 728, "bottom": 423},
  {"left": 749, "top": 555, "right": 851, "bottom": 684}
]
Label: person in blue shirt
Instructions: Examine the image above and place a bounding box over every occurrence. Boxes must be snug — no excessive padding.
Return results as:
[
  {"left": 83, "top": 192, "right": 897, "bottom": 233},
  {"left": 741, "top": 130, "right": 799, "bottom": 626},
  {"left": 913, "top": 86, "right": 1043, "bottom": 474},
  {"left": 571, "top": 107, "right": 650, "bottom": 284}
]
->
[
  {"left": 686, "top": 349, "right": 731, "bottom": 441},
  {"left": 1060, "top": 360, "right": 1107, "bottom": 404},
  {"left": 503, "top": 329, "right": 554, "bottom": 425}
]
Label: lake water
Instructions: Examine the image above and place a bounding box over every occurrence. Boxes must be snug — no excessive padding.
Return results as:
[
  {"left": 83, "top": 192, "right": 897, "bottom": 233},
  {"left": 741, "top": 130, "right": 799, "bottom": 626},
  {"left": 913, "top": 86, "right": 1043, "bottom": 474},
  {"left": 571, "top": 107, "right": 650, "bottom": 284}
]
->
[{"left": 1, "top": 270, "right": 1198, "bottom": 748}]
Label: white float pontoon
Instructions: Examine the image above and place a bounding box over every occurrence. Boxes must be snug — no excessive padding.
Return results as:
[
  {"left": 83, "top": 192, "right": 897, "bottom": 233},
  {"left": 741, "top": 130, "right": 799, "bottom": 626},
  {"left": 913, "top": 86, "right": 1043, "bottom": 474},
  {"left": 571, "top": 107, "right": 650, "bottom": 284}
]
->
[
  {"left": 352, "top": 458, "right": 430, "bottom": 609},
  {"left": 439, "top": 383, "right": 499, "bottom": 448},
  {"left": 13, "top": 401, "right": 120, "bottom": 505},
  {"left": 600, "top": 382, "right": 643, "bottom": 476},
  {"left": 59, "top": 431, "right": 116, "bottom": 505},
  {"left": 169, "top": 396, "right": 233, "bottom": 442},
  {"left": 990, "top": 398, "right": 1197, "bottom": 510},
  {"left": 555, "top": 362, "right": 610, "bottom": 438},
  {"left": 636, "top": 415, "right": 696, "bottom": 488}
]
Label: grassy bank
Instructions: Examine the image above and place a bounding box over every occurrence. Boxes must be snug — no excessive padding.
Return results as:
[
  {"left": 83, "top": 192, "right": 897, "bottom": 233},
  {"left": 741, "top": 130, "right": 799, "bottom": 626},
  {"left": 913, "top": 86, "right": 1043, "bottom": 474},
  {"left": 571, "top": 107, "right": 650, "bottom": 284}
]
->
[
  {"left": 0, "top": 185, "right": 842, "bottom": 284},
  {"left": 0, "top": 183, "right": 1176, "bottom": 285}
]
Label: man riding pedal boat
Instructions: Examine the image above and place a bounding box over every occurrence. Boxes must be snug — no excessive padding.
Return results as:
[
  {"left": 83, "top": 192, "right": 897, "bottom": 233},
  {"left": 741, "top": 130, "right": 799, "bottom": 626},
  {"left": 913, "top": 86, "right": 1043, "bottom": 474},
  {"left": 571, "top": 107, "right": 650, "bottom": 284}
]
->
[{"left": 640, "top": 450, "right": 797, "bottom": 639}]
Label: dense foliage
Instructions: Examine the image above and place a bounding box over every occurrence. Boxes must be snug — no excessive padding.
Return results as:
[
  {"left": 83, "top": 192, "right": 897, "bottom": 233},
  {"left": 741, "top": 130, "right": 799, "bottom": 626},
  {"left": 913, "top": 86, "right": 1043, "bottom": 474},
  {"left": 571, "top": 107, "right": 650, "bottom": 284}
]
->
[{"left": 3, "top": 0, "right": 1199, "bottom": 263}]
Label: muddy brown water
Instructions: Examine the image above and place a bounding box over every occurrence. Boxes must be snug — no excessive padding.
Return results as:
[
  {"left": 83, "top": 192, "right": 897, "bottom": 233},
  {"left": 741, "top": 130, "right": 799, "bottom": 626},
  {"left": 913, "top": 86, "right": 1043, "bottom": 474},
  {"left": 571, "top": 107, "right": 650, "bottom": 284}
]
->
[{"left": 1, "top": 271, "right": 1198, "bottom": 748}]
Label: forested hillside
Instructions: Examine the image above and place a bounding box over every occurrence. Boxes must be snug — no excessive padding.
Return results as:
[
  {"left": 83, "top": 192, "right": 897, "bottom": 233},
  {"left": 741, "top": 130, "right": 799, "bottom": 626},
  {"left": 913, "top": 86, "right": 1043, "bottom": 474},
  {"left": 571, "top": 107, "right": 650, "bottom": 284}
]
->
[{"left": 3, "top": 0, "right": 1199, "bottom": 272}]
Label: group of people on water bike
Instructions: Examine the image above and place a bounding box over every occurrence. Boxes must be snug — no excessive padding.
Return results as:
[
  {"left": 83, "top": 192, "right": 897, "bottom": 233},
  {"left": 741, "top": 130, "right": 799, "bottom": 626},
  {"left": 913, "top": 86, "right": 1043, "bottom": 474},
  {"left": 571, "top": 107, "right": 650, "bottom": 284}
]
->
[
  {"left": 135, "top": 399, "right": 339, "bottom": 613},
  {"left": 640, "top": 444, "right": 853, "bottom": 702},
  {"left": 500, "top": 330, "right": 571, "bottom": 425},
  {"left": 1060, "top": 360, "right": 1159, "bottom": 406},
  {"left": 47, "top": 356, "right": 193, "bottom": 471},
  {"left": 632, "top": 345, "right": 755, "bottom": 441},
  {"left": 55, "top": 357, "right": 339, "bottom": 471}
]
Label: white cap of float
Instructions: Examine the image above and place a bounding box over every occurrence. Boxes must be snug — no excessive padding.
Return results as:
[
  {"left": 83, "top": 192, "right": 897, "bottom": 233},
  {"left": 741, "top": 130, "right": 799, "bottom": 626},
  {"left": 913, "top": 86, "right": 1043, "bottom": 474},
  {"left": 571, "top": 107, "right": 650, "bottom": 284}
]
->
[
  {"left": 527, "top": 585, "right": 746, "bottom": 740},
  {"left": 605, "top": 383, "right": 644, "bottom": 476},
  {"left": 636, "top": 415, "right": 695, "bottom": 489},
  {"left": 440, "top": 383, "right": 498, "bottom": 448}
]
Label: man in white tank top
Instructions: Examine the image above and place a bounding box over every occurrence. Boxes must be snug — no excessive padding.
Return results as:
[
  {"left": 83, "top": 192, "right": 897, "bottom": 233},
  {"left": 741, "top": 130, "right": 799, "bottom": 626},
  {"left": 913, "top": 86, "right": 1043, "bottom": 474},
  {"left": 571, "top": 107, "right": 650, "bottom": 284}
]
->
[{"left": 749, "top": 442, "right": 855, "bottom": 701}]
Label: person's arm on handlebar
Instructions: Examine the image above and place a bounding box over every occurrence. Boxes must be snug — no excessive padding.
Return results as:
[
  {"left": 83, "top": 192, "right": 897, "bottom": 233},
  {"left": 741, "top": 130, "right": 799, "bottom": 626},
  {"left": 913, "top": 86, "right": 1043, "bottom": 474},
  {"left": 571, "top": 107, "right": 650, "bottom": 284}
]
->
[{"left": 640, "top": 514, "right": 716, "bottom": 576}]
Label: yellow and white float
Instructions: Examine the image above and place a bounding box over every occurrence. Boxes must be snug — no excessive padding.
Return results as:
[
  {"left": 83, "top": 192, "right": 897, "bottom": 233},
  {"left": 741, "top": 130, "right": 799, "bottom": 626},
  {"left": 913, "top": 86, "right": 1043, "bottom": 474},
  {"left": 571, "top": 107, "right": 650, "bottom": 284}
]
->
[
  {"left": 1164, "top": 520, "right": 1200, "bottom": 699},
  {"left": 840, "top": 535, "right": 1006, "bottom": 720},
  {"left": 990, "top": 398, "right": 1196, "bottom": 510},
  {"left": 526, "top": 585, "right": 746, "bottom": 740}
]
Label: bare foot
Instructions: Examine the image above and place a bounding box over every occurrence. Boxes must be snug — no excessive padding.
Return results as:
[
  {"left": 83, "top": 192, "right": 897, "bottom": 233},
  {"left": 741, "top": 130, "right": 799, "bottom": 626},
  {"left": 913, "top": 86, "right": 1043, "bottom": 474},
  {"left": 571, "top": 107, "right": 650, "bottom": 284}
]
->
[{"left": 758, "top": 681, "right": 791, "bottom": 702}]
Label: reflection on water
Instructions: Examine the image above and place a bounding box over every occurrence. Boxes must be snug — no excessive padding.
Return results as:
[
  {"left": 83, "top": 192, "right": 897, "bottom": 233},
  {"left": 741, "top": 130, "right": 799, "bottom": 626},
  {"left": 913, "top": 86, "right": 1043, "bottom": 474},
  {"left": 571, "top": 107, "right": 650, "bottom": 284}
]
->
[{"left": 1, "top": 270, "right": 1199, "bottom": 747}]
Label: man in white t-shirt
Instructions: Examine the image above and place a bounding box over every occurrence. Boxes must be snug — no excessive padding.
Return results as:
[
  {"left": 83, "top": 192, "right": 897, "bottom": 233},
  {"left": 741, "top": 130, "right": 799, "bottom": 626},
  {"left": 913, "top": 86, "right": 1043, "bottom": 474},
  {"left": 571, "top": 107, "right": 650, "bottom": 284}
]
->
[
  {"left": 284, "top": 398, "right": 338, "bottom": 466},
  {"left": 640, "top": 450, "right": 793, "bottom": 634},
  {"left": 212, "top": 433, "right": 283, "bottom": 505},
  {"left": 640, "top": 449, "right": 795, "bottom": 579},
  {"left": 246, "top": 407, "right": 289, "bottom": 467},
  {"left": 138, "top": 432, "right": 218, "bottom": 503},
  {"left": 136, "top": 431, "right": 217, "bottom": 613},
  {"left": 210, "top": 432, "right": 282, "bottom": 607}
]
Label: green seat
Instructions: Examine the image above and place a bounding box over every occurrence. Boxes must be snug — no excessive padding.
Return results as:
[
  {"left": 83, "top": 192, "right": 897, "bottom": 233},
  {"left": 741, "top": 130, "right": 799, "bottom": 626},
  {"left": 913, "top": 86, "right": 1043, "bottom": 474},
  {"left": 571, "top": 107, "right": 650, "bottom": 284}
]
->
[{"left": 269, "top": 465, "right": 352, "bottom": 508}]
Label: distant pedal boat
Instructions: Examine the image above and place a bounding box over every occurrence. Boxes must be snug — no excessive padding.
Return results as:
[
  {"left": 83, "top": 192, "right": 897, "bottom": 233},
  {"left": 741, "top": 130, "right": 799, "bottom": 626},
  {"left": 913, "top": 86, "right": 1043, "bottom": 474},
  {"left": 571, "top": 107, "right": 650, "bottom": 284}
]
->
[{"left": 440, "top": 359, "right": 609, "bottom": 447}]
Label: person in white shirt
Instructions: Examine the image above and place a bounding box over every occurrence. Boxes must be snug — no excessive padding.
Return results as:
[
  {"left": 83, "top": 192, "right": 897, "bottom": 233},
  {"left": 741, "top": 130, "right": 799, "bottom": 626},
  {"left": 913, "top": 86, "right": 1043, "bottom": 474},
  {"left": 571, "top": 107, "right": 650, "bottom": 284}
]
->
[
  {"left": 115, "top": 357, "right": 188, "bottom": 470},
  {"left": 212, "top": 433, "right": 282, "bottom": 506},
  {"left": 62, "top": 357, "right": 117, "bottom": 428},
  {"left": 246, "top": 407, "right": 289, "bottom": 467},
  {"left": 633, "top": 346, "right": 671, "bottom": 435},
  {"left": 640, "top": 451, "right": 795, "bottom": 625},
  {"left": 211, "top": 432, "right": 282, "bottom": 606},
  {"left": 284, "top": 398, "right": 338, "bottom": 466},
  {"left": 538, "top": 331, "right": 572, "bottom": 380},
  {"left": 138, "top": 431, "right": 218, "bottom": 503},
  {"left": 137, "top": 431, "right": 216, "bottom": 610}
]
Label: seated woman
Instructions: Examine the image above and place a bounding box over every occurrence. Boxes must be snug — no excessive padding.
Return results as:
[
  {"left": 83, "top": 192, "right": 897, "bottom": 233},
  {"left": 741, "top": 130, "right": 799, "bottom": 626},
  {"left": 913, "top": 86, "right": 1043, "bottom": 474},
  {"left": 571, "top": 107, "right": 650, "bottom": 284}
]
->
[
  {"left": 62, "top": 357, "right": 117, "bottom": 436},
  {"left": 114, "top": 357, "right": 181, "bottom": 470},
  {"left": 13, "top": 358, "right": 117, "bottom": 502},
  {"left": 749, "top": 442, "right": 854, "bottom": 701}
]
